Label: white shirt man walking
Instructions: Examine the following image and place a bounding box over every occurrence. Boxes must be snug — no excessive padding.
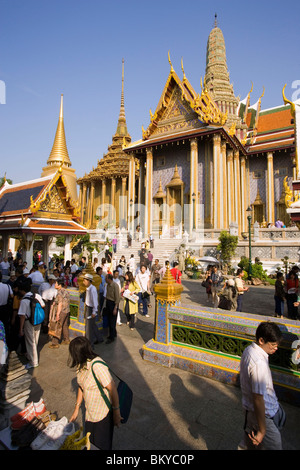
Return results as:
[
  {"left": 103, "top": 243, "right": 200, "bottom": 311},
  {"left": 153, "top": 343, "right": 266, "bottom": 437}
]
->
[{"left": 83, "top": 273, "right": 103, "bottom": 346}]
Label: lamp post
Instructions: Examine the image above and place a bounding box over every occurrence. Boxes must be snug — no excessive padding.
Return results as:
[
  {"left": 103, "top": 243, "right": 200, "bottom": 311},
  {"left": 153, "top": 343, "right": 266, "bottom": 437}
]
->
[
  {"left": 192, "top": 192, "right": 196, "bottom": 230},
  {"left": 246, "top": 206, "right": 252, "bottom": 280}
]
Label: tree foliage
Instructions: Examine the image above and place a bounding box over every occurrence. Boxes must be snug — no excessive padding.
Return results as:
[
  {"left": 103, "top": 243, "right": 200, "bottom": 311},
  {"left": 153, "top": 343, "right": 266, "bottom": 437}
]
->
[{"left": 217, "top": 230, "right": 238, "bottom": 267}]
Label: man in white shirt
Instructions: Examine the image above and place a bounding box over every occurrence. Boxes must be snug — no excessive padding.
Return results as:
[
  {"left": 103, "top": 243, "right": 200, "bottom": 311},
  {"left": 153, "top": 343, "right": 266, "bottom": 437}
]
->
[
  {"left": 235, "top": 268, "right": 249, "bottom": 312},
  {"left": 70, "top": 259, "right": 78, "bottom": 274},
  {"left": 38, "top": 274, "right": 57, "bottom": 333},
  {"left": 0, "top": 257, "right": 10, "bottom": 276},
  {"left": 83, "top": 273, "right": 103, "bottom": 346},
  {"left": 136, "top": 265, "right": 150, "bottom": 317},
  {"left": 0, "top": 272, "right": 13, "bottom": 337},
  {"left": 239, "top": 321, "right": 285, "bottom": 450},
  {"left": 113, "top": 270, "right": 122, "bottom": 325},
  {"left": 28, "top": 266, "right": 44, "bottom": 293},
  {"left": 18, "top": 278, "right": 45, "bottom": 369}
]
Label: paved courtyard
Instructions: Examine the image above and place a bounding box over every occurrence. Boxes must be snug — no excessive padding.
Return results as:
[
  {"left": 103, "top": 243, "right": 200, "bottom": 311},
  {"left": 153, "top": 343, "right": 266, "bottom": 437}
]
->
[{"left": 16, "top": 280, "right": 300, "bottom": 451}]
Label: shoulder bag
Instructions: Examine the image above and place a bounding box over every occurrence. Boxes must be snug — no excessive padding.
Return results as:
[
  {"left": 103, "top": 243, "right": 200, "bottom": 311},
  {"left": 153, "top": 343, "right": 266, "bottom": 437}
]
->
[{"left": 91, "top": 360, "right": 133, "bottom": 424}]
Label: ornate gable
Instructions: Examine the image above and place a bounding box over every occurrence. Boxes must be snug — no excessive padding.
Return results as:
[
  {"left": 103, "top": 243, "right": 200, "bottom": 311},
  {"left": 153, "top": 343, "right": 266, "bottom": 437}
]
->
[
  {"left": 30, "top": 171, "right": 80, "bottom": 220},
  {"left": 142, "top": 59, "right": 227, "bottom": 141}
]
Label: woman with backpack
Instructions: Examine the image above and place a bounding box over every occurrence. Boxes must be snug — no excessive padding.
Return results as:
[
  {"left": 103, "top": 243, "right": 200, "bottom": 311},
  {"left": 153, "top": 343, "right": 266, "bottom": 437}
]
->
[{"left": 218, "top": 279, "right": 237, "bottom": 311}]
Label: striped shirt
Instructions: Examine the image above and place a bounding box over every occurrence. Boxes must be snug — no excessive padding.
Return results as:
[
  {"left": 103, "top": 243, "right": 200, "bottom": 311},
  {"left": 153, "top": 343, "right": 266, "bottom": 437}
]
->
[
  {"left": 77, "top": 357, "right": 112, "bottom": 422},
  {"left": 240, "top": 342, "right": 279, "bottom": 418}
]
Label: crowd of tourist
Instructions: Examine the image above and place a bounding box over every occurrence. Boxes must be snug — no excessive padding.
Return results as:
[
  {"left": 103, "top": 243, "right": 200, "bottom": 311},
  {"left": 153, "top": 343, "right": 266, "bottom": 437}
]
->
[
  {"left": 0, "top": 244, "right": 181, "bottom": 450},
  {"left": 0, "top": 243, "right": 183, "bottom": 369},
  {"left": 203, "top": 262, "right": 300, "bottom": 319}
]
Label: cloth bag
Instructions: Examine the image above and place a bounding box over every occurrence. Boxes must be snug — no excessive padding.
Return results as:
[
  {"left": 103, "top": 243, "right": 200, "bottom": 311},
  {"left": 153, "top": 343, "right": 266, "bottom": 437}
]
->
[{"left": 91, "top": 360, "right": 133, "bottom": 424}]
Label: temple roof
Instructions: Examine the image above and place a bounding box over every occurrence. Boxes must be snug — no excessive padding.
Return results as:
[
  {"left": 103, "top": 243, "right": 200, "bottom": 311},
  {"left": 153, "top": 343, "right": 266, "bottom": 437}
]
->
[
  {"left": 244, "top": 103, "right": 294, "bottom": 153},
  {"left": 0, "top": 171, "right": 85, "bottom": 235}
]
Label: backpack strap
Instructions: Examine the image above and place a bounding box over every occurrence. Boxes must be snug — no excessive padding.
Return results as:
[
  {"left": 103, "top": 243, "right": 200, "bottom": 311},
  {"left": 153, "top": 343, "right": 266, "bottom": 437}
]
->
[{"left": 91, "top": 360, "right": 113, "bottom": 411}]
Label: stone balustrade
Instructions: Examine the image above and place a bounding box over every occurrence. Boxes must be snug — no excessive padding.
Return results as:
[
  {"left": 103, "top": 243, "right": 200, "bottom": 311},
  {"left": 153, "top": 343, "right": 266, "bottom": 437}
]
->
[{"left": 143, "top": 265, "right": 300, "bottom": 406}]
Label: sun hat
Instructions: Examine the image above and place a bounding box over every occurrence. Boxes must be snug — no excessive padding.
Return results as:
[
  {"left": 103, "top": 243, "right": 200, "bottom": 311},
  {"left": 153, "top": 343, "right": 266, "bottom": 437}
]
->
[{"left": 83, "top": 273, "right": 93, "bottom": 282}]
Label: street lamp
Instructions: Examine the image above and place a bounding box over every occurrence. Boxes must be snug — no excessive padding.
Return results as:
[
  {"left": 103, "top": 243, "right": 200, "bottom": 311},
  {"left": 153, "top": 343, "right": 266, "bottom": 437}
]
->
[
  {"left": 246, "top": 205, "right": 252, "bottom": 280},
  {"left": 192, "top": 192, "right": 196, "bottom": 230}
]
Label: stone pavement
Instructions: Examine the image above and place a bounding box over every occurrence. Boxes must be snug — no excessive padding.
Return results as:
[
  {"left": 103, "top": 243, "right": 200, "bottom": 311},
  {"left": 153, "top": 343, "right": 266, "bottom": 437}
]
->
[{"left": 24, "top": 280, "right": 300, "bottom": 451}]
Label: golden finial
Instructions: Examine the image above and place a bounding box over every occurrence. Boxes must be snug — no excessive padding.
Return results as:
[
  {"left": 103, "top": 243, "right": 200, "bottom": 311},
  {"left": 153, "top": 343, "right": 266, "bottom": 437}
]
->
[
  {"left": 181, "top": 57, "right": 186, "bottom": 80},
  {"left": 282, "top": 84, "right": 296, "bottom": 117},
  {"left": 168, "top": 51, "right": 174, "bottom": 73},
  {"left": 47, "top": 94, "right": 71, "bottom": 166}
]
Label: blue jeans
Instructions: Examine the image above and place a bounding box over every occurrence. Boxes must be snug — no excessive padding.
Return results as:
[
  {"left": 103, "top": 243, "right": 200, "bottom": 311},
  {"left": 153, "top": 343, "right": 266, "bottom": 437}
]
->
[
  {"left": 274, "top": 296, "right": 284, "bottom": 316},
  {"left": 138, "top": 293, "right": 148, "bottom": 316},
  {"left": 237, "top": 294, "right": 243, "bottom": 312}
]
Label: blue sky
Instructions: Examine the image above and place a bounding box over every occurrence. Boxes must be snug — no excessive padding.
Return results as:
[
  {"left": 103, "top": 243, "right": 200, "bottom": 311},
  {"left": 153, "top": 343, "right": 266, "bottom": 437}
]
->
[{"left": 1, "top": 0, "right": 300, "bottom": 184}]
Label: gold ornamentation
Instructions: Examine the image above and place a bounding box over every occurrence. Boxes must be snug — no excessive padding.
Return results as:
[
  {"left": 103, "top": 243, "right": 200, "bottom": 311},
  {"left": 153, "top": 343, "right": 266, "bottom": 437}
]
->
[
  {"left": 39, "top": 185, "right": 67, "bottom": 214},
  {"left": 283, "top": 176, "right": 293, "bottom": 208},
  {"left": 153, "top": 262, "right": 183, "bottom": 303},
  {"left": 77, "top": 260, "right": 102, "bottom": 294}
]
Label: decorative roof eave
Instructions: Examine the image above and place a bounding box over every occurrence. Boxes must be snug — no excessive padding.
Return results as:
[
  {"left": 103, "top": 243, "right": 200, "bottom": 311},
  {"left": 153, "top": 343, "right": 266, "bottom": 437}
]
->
[
  {"left": 245, "top": 139, "right": 294, "bottom": 155},
  {"left": 0, "top": 217, "right": 86, "bottom": 235},
  {"left": 124, "top": 125, "right": 246, "bottom": 155}
]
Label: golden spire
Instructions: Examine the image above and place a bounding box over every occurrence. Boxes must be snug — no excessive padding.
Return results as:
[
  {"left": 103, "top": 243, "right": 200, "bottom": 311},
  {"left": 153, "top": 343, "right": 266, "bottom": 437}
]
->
[
  {"left": 47, "top": 94, "right": 71, "bottom": 167},
  {"left": 115, "top": 58, "right": 129, "bottom": 137}
]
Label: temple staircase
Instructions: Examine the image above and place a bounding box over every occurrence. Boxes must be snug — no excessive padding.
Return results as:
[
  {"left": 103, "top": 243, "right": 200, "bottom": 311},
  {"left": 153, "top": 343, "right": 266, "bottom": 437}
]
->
[{"left": 114, "top": 238, "right": 183, "bottom": 268}]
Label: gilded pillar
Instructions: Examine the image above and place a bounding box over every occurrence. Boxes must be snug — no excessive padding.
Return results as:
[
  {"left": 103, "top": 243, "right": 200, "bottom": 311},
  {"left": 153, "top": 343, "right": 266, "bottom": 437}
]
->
[
  {"left": 189, "top": 138, "right": 198, "bottom": 232},
  {"left": 138, "top": 157, "right": 145, "bottom": 206},
  {"left": 267, "top": 152, "right": 275, "bottom": 224},
  {"left": 213, "top": 134, "right": 221, "bottom": 229},
  {"left": 81, "top": 182, "right": 87, "bottom": 224},
  {"left": 121, "top": 177, "right": 127, "bottom": 224},
  {"left": 127, "top": 154, "right": 136, "bottom": 232},
  {"left": 226, "top": 149, "right": 234, "bottom": 225},
  {"left": 78, "top": 183, "right": 83, "bottom": 215},
  {"left": 204, "top": 141, "right": 212, "bottom": 227},
  {"left": 88, "top": 181, "right": 95, "bottom": 228},
  {"left": 86, "top": 183, "right": 91, "bottom": 227},
  {"left": 111, "top": 177, "right": 116, "bottom": 225},
  {"left": 101, "top": 179, "right": 106, "bottom": 208},
  {"left": 240, "top": 156, "right": 247, "bottom": 233},
  {"left": 145, "top": 148, "right": 153, "bottom": 236},
  {"left": 221, "top": 140, "right": 227, "bottom": 228},
  {"left": 233, "top": 150, "right": 241, "bottom": 230}
]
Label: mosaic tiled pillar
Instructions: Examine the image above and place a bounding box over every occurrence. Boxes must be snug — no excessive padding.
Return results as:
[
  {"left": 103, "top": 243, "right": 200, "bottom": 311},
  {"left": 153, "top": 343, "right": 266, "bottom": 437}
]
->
[{"left": 153, "top": 264, "right": 183, "bottom": 345}]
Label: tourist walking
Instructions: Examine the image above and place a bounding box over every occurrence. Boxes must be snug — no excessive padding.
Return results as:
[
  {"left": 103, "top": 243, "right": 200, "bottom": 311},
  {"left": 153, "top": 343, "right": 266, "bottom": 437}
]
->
[
  {"left": 136, "top": 265, "right": 150, "bottom": 317},
  {"left": 121, "top": 271, "right": 140, "bottom": 330},
  {"left": 204, "top": 267, "right": 212, "bottom": 302},
  {"left": 0, "top": 272, "right": 13, "bottom": 338},
  {"left": 218, "top": 279, "right": 237, "bottom": 311},
  {"left": 18, "top": 278, "right": 45, "bottom": 369},
  {"left": 239, "top": 321, "right": 285, "bottom": 450},
  {"left": 151, "top": 259, "right": 161, "bottom": 290},
  {"left": 127, "top": 254, "right": 136, "bottom": 274},
  {"left": 69, "top": 336, "right": 121, "bottom": 450},
  {"left": 48, "top": 278, "right": 70, "bottom": 349},
  {"left": 170, "top": 261, "right": 182, "bottom": 284},
  {"left": 112, "top": 236, "right": 118, "bottom": 254},
  {"left": 83, "top": 273, "right": 103, "bottom": 346},
  {"left": 274, "top": 272, "right": 285, "bottom": 318},
  {"left": 104, "top": 273, "right": 120, "bottom": 344},
  {"left": 211, "top": 265, "right": 223, "bottom": 308},
  {"left": 235, "top": 268, "right": 249, "bottom": 312},
  {"left": 285, "top": 270, "right": 299, "bottom": 319},
  {"left": 113, "top": 270, "right": 122, "bottom": 326}
]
